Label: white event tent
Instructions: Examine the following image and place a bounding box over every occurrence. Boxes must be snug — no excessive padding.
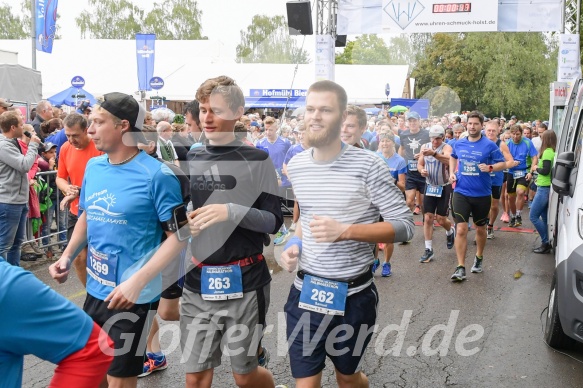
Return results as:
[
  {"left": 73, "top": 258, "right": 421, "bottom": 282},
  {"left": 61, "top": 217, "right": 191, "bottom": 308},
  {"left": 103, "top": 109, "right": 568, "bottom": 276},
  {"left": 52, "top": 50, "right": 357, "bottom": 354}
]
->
[{"left": 0, "top": 39, "right": 408, "bottom": 105}]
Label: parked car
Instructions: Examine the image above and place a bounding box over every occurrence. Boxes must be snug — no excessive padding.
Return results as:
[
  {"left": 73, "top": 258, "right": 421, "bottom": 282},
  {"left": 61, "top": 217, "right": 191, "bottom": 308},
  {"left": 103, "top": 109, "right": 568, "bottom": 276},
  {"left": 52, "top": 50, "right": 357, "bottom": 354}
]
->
[{"left": 545, "top": 78, "right": 583, "bottom": 348}]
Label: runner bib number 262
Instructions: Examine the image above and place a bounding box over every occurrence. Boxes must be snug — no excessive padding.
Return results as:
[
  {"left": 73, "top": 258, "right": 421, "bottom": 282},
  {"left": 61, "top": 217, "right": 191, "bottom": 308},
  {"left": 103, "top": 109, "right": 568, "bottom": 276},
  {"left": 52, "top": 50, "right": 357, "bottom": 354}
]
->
[{"left": 299, "top": 275, "right": 348, "bottom": 316}]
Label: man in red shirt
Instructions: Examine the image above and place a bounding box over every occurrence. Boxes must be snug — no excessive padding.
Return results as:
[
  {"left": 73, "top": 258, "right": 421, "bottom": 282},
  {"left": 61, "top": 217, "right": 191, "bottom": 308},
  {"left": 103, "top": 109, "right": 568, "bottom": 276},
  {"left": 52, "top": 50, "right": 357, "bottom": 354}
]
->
[{"left": 56, "top": 113, "right": 103, "bottom": 286}]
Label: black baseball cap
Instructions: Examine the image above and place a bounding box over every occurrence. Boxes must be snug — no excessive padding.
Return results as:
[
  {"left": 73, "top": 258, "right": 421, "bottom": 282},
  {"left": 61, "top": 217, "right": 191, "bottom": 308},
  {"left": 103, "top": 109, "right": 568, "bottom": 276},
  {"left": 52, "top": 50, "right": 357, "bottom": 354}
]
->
[{"left": 99, "top": 92, "right": 147, "bottom": 144}]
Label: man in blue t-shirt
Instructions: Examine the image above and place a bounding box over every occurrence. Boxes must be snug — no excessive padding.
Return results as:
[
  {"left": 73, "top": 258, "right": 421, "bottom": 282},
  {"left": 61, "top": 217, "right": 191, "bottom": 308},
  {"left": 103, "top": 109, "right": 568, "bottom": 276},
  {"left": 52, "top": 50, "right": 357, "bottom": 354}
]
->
[
  {"left": 1, "top": 260, "right": 112, "bottom": 387},
  {"left": 506, "top": 125, "right": 538, "bottom": 227},
  {"left": 282, "top": 123, "right": 307, "bottom": 233},
  {"left": 50, "top": 92, "right": 186, "bottom": 387},
  {"left": 449, "top": 111, "right": 506, "bottom": 282},
  {"left": 257, "top": 116, "right": 291, "bottom": 244}
]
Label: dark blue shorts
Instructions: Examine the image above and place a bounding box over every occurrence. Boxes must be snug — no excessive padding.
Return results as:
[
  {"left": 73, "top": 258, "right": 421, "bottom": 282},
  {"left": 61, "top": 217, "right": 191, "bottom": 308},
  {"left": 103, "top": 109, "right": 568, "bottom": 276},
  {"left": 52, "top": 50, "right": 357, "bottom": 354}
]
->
[{"left": 284, "top": 283, "right": 378, "bottom": 378}]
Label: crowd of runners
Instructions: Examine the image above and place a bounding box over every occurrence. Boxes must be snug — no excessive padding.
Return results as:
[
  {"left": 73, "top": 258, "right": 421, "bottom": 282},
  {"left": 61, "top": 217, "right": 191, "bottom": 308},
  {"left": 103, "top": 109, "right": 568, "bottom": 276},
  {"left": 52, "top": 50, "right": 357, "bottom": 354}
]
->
[{"left": 0, "top": 76, "right": 556, "bottom": 387}]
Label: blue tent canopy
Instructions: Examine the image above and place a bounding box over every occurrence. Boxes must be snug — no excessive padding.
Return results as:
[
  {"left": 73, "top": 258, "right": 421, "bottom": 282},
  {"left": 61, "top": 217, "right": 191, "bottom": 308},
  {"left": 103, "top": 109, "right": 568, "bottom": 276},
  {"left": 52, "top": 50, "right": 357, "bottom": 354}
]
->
[
  {"left": 364, "top": 107, "right": 381, "bottom": 115},
  {"left": 47, "top": 86, "right": 96, "bottom": 107}
]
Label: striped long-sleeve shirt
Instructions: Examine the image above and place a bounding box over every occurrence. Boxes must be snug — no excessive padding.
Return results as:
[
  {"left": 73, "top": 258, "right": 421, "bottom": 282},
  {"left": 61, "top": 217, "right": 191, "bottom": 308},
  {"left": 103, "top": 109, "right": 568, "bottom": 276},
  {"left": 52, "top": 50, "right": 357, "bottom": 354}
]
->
[{"left": 288, "top": 144, "right": 414, "bottom": 295}]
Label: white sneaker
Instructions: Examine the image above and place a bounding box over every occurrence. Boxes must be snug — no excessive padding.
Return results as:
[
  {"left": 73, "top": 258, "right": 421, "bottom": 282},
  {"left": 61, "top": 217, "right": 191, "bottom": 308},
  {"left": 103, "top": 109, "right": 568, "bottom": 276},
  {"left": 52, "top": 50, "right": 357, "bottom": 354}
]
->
[{"left": 289, "top": 222, "right": 296, "bottom": 231}]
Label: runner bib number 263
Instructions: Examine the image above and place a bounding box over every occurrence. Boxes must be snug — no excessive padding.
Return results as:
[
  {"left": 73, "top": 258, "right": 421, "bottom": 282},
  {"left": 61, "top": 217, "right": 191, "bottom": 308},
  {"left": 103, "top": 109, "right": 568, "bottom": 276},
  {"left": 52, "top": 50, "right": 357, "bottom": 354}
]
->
[{"left": 201, "top": 265, "right": 243, "bottom": 301}]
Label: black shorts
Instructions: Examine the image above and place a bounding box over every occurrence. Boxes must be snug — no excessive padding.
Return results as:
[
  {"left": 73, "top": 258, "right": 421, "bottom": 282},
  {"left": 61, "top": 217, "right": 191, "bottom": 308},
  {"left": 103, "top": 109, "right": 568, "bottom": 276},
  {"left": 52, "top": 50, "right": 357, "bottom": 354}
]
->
[
  {"left": 423, "top": 184, "right": 452, "bottom": 217},
  {"left": 83, "top": 293, "right": 159, "bottom": 377},
  {"left": 284, "top": 283, "right": 378, "bottom": 378},
  {"left": 405, "top": 174, "right": 426, "bottom": 192},
  {"left": 492, "top": 186, "right": 502, "bottom": 200},
  {"left": 66, "top": 211, "right": 78, "bottom": 241},
  {"left": 452, "top": 192, "right": 491, "bottom": 226},
  {"left": 506, "top": 173, "right": 528, "bottom": 194}
]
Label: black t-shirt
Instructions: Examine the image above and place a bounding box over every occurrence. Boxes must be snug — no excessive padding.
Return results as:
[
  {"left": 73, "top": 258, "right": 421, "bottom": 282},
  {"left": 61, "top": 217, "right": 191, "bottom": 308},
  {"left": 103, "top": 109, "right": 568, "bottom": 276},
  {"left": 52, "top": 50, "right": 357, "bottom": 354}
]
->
[
  {"left": 184, "top": 139, "right": 283, "bottom": 293},
  {"left": 400, "top": 128, "right": 430, "bottom": 179}
]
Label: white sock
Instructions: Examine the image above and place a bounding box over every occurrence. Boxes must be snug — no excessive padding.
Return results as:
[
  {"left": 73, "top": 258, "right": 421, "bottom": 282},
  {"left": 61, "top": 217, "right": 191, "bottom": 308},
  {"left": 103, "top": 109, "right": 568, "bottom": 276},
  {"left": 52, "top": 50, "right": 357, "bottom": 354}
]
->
[
  {"left": 425, "top": 240, "right": 432, "bottom": 250},
  {"left": 516, "top": 210, "right": 522, "bottom": 216},
  {"left": 446, "top": 227, "right": 454, "bottom": 236}
]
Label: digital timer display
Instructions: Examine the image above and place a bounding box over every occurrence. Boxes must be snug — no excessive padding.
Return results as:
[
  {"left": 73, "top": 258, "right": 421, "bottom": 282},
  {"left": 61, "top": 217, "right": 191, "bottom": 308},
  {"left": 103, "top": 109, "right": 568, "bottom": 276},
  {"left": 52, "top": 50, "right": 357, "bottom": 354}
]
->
[{"left": 432, "top": 3, "right": 472, "bottom": 13}]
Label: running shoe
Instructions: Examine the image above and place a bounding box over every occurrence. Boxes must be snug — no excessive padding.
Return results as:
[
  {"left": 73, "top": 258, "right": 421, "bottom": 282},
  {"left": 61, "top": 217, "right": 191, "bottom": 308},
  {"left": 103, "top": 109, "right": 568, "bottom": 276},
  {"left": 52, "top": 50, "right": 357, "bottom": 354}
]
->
[
  {"left": 487, "top": 226, "right": 494, "bottom": 240},
  {"left": 273, "top": 230, "right": 290, "bottom": 246},
  {"left": 258, "top": 347, "right": 270, "bottom": 369},
  {"left": 471, "top": 256, "right": 483, "bottom": 273},
  {"left": 381, "top": 262, "right": 392, "bottom": 277},
  {"left": 420, "top": 249, "right": 434, "bottom": 263},
  {"left": 413, "top": 205, "right": 421, "bottom": 215},
  {"left": 289, "top": 222, "right": 296, "bottom": 231},
  {"left": 139, "top": 353, "right": 168, "bottom": 378},
  {"left": 372, "top": 258, "right": 381, "bottom": 273},
  {"left": 446, "top": 229, "right": 455, "bottom": 249},
  {"left": 450, "top": 266, "right": 466, "bottom": 282},
  {"left": 515, "top": 215, "right": 522, "bottom": 227},
  {"left": 501, "top": 212, "right": 510, "bottom": 223},
  {"left": 509, "top": 217, "right": 516, "bottom": 228}
]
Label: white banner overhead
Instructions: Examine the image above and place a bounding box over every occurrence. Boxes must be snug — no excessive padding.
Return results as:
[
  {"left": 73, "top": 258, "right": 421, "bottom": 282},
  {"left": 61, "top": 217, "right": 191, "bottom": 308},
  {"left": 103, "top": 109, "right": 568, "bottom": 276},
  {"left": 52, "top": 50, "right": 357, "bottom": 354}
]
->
[
  {"left": 337, "top": 0, "right": 563, "bottom": 34},
  {"left": 498, "top": 0, "right": 563, "bottom": 32},
  {"left": 381, "top": 0, "right": 498, "bottom": 33}
]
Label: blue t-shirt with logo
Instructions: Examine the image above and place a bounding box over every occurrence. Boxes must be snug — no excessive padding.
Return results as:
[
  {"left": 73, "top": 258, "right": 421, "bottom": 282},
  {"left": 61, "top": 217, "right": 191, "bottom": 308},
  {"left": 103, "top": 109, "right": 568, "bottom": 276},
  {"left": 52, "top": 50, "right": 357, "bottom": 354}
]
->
[
  {"left": 507, "top": 138, "right": 537, "bottom": 173},
  {"left": 0, "top": 260, "right": 94, "bottom": 387},
  {"left": 80, "top": 151, "right": 182, "bottom": 304},
  {"left": 377, "top": 152, "right": 407, "bottom": 181},
  {"left": 451, "top": 136, "right": 505, "bottom": 197},
  {"left": 257, "top": 137, "right": 291, "bottom": 186}
]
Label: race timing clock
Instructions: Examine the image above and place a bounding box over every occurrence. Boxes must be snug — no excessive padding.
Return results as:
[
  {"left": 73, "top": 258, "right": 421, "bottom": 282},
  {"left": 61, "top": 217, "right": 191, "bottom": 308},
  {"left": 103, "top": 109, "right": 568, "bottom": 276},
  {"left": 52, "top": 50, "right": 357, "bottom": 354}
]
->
[{"left": 432, "top": 3, "right": 472, "bottom": 13}]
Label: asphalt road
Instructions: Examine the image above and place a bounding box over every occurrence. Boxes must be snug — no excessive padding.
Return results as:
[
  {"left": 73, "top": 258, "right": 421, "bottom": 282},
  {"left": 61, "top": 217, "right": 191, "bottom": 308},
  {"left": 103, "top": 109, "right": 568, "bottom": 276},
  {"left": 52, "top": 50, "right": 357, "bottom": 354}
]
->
[{"left": 22, "top": 211, "right": 583, "bottom": 387}]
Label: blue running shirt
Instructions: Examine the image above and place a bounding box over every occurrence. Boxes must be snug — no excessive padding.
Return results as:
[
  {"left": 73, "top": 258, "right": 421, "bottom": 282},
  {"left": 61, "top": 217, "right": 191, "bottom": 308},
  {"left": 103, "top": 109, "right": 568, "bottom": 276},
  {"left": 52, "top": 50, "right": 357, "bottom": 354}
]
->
[
  {"left": 507, "top": 138, "right": 537, "bottom": 173},
  {"left": 451, "top": 136, "right": 505, "bottom": 197},
  {"left": 80, "top": 151, "right": 182, "bottom": 304},
  {"left": 0, "top": 260, "right": 94, "bottom": 387},
  {"left": 377, "top": 152, "right": 407, "bottom": 181}
]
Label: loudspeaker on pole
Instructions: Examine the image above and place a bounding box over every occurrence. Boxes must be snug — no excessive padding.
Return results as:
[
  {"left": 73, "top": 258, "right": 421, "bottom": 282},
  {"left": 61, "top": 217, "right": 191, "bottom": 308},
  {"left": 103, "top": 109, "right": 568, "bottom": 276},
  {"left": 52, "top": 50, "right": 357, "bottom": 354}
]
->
[{"left": 286, "top": 1, "right": 313, "bottom": 35}]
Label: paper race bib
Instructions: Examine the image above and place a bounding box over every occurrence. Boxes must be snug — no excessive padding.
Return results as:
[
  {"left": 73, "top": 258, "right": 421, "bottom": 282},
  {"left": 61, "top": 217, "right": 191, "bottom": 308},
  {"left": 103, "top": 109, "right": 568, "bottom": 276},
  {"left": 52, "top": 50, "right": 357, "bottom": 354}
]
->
[
  {"left": 201, "top": 265, "right": 243, "bottom": 301},
  {"left": 299, "top": 275, "right": 348, "bottom": 316},
  {"left": 460, "top": 161, "right": 479, "bottom": 176},
  {"left": 513, "top": 170, "right": 526, "bottom": 179},
  {"left": 426, "top": 184, "right": 443, "bottom": 197},
  {"left": 408, "top": 159, "right": 418, "bottom": 172},
  {"left": 87, "top": 245, "right": 117, "bottom": 288}
]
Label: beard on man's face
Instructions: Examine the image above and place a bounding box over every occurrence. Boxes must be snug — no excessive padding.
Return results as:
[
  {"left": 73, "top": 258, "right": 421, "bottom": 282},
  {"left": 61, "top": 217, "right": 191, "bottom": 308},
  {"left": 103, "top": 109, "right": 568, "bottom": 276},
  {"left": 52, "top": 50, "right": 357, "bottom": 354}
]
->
[{"left": 305, "top": 116, "right": 343, "bottom": 148}]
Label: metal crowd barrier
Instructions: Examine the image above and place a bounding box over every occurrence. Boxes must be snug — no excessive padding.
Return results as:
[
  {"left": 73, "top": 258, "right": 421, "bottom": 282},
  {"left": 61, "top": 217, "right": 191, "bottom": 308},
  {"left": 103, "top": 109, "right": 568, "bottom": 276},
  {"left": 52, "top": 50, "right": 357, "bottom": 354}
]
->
[{"left": 24, "top": 170, "right": 69, "bottom": 250}]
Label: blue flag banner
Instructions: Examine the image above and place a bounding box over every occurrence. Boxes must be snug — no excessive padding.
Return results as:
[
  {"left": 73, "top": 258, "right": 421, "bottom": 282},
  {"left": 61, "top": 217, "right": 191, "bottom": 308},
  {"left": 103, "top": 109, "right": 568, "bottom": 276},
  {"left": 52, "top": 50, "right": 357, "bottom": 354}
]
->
[
  {"left": 136, "top": 34, "right": 156, "bottom": 91},
  {"left": 35, "top": 0, "right": 59, "bottom": 53}
]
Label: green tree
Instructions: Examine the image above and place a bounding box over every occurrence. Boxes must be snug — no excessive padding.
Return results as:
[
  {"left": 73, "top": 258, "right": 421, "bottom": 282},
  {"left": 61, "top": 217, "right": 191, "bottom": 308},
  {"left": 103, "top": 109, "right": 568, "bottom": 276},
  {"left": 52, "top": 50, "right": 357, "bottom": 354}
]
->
[
  {"left": 0, "top": 3, "right": 29, "bottom": 39},
  {"left": 76, "top": 0, "right": 206, "bottom": 40},
  {"left": 0, "top": 0, "right": 62, "bottom": 39},
  {"left": 412, "top": 32, "right": 553, "bottom": 119},
  {"left": 236, "top": 15, "right": 310, "bottom": 64},
  {"left": 77, "top": 0, "right": 144, "bottom": 39},
  {"left": 335, "top": 34, "right": 392, "bottom": 64},
  {"left": 143, "top": 0, "right": 206, "bottom": 39}
]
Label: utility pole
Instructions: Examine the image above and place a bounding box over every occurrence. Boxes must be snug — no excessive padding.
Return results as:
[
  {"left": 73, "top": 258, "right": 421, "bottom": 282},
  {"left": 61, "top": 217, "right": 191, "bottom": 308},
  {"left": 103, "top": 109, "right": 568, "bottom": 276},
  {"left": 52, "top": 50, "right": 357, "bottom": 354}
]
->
[{"left": 31, "top": 0, "right": 36, "bottom": 70}]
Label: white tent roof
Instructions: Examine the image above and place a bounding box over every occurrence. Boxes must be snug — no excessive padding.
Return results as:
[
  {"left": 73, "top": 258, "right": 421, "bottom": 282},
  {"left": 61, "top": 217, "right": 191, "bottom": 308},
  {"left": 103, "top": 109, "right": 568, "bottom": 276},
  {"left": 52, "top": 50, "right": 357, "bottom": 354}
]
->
[{"left": 0, "top": 39, "right": 408, "bottom": 104}]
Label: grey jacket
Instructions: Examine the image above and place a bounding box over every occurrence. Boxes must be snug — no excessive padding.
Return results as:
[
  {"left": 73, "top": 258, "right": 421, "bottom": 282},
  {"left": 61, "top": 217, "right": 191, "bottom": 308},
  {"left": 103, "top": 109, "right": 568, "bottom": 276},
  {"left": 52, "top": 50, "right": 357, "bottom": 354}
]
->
[{"left": 0, "top": 135, "right": 39, "bottom": 204}]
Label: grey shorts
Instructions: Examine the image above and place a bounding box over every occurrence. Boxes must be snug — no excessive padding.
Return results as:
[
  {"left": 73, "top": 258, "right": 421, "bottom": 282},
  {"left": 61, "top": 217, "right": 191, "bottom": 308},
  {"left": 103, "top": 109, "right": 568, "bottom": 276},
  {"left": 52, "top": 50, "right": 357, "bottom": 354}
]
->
[{"left": 180, "top": 284, "right": 270, "bottom": 374}]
